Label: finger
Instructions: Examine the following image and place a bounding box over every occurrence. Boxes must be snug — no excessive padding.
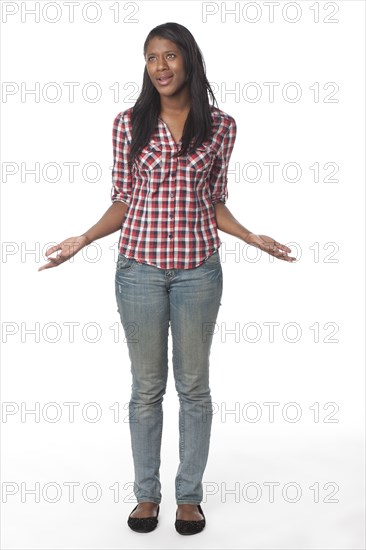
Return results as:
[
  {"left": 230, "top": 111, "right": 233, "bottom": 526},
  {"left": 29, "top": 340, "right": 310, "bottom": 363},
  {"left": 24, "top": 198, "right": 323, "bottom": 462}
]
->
[
  {"left": 38, "top": 261, "right": 57, "bottom": 271},
  {"left": 276, "top": 243, "right": 292, "bottom": 253},
  {"left": 265, "top": 244, "right": 282, "bottom": 255},
  {"left": 39, "top": 253, "right": 67, "bottom": 270},
  {"left": 273, "top": 245, "right": 293, "bottom": 258},
  {"left": 263, "top": 239, "right": 292, "bottom": 254},
  {"left": 38, "top": 264, "right": 54, "bottom": 271},
  {"left": 265, "top": 245, "right": 286, "bottom": 257},
  {"left": 49, "top": 255, "right": 64, "bottom": 264},
  {"left": 275, "top": 251, "right": 297, "bottom": 262},
  {"left": 44, "top": 244, "right": 62, "bottom": 257}
]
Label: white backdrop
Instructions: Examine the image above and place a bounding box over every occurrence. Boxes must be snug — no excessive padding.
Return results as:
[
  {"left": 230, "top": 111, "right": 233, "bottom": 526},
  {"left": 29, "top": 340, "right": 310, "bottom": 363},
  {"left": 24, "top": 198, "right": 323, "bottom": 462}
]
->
[{"left": 1, "top": 1, "right": 365, "bottom": 548}]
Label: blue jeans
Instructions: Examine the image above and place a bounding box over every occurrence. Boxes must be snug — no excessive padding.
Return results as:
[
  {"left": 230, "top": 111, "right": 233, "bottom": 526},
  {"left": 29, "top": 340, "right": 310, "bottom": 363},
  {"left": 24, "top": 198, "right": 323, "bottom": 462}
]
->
[{"left": 115, "top": 250, "right": 223, "bottom": 505}]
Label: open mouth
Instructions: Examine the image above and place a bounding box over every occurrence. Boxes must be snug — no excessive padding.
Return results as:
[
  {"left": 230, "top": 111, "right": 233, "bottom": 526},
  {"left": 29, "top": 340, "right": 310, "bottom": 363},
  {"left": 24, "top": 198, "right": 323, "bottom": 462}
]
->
[{"left": 157, "top": 75, "right": 173, "bottom": 85}]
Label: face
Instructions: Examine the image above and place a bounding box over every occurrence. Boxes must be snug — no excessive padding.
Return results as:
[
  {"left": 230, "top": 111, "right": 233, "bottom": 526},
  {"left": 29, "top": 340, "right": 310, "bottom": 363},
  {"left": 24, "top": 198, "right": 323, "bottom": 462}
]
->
[{"left": 145, "top": 36, "right": 189, "bottom": 98}]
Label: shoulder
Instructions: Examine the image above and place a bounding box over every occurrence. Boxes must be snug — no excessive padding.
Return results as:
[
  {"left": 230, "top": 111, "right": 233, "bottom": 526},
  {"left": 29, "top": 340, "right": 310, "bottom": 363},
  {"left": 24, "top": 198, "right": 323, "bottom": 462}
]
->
[
  {"left": 209, "top": 104, "right": 236, "bottom": 134},
  {"left": 208, "top": 105, "right": 237, "bottom": 152},
  {"left": 113, "top": 106, "right": 133, "bottom": 127},
  {"left": 113, "top": 107, "right": 133, "bottom": 140}
]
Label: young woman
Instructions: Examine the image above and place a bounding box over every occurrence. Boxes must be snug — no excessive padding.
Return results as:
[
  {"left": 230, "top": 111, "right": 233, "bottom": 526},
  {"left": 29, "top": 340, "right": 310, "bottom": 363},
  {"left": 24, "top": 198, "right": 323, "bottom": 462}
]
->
[{"left": 39, "top": 22, "right": 296, "bottom": 536}]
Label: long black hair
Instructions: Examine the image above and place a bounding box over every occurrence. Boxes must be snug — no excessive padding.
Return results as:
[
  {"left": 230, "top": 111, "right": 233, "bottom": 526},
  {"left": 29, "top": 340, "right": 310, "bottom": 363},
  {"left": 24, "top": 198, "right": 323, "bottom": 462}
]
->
[{"left": 129, "top": 22, "right": 218, "bottom": 168}]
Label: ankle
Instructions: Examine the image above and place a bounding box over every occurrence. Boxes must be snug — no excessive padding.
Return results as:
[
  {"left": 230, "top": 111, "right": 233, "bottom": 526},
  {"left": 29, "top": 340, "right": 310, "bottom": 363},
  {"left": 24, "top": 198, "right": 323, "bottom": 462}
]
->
[
  {"left": 139, "top": 501, "right": 159, "bottom": 509},
  {"left": 177, "top": 503, "right": 199, "bottom": 509}
]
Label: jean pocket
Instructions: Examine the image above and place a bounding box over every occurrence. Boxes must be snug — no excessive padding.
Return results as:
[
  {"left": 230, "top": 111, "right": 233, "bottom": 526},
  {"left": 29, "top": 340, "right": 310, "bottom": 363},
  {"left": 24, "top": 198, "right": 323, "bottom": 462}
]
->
[
  {"left": 204, "top": 250, "right": 221, "bottom": 264},
  {"left": 116, "top": 253, "right": 137, "bottom": 271}
]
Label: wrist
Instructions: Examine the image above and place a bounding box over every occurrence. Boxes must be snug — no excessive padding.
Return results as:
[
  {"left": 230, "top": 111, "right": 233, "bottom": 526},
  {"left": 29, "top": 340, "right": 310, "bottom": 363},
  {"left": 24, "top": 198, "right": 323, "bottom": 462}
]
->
[
  {"left": 241, "top": 229, "right": 254, "bottom": 243},
  {"left": 81, "top": 233, "right": 92, "bottom": 245}
]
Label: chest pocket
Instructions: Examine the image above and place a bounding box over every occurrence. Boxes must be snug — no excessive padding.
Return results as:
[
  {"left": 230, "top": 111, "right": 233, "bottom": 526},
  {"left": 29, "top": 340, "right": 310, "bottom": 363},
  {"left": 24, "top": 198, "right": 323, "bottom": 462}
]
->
[
  {"left": 185, "top": 143, "right": 215, "bottom": 177},
  {"left": 135, "top": 142, "right": 165, "bottom": 194}
]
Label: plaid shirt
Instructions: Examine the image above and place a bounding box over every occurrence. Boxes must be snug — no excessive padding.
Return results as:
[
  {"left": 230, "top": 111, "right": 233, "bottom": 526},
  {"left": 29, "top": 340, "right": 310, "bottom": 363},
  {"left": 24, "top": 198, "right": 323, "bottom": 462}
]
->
[{"left": 111, "top": 104, "right": 237, "bottom": 270}]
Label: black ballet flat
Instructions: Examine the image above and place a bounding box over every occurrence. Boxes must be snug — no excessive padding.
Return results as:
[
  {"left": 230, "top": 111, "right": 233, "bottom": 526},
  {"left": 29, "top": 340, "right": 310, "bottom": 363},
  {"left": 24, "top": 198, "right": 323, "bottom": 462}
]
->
[
  {"left": 127, "top": 503, "right": 160, "bottom": 533},
  {"left": 175, "top": 504, "right": 206, "bottom": 535}
]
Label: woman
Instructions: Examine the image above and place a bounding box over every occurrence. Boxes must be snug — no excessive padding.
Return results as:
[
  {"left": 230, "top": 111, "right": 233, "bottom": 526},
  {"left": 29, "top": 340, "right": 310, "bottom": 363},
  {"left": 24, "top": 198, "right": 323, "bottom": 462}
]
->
[{"left": 39, "top": 22, "right": 296, "bottom": 535}]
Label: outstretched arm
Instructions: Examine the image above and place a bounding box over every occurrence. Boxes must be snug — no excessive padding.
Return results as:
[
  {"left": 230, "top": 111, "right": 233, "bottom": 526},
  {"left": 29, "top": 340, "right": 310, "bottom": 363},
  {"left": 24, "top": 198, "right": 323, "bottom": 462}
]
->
[
  {"left": 214, "top": 202, "right": 296, "bottom": 263},
  {"left": 38, "top": 201, "right": 129, "bottom": 271}
]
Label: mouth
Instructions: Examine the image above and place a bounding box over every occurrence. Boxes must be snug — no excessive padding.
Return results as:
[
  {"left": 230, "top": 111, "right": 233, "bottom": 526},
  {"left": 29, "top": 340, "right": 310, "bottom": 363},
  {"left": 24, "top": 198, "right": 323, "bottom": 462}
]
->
[{"left": 156, "top": 74, "right": 173, "bottom": 86}]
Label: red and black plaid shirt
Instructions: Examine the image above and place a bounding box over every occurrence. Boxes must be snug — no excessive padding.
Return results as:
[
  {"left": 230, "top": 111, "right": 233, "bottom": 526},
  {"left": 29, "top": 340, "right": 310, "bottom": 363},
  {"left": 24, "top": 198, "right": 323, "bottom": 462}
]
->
[{"left": 111, "top": 104, "right": 237, "bottom": 269}]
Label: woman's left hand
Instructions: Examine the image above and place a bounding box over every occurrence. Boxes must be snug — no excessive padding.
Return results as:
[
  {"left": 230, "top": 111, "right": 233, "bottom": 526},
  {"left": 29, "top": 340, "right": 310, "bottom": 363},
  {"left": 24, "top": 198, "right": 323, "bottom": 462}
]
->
[{"left": 245, "top": 233, "right": 297, "bottom": 262}]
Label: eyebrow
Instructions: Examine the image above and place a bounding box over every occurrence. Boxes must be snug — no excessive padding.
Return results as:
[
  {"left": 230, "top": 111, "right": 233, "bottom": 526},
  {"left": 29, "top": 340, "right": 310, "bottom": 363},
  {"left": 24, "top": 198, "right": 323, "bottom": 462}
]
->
[{"left": 146, "top": 50, "right": 177, "bottom": 55}]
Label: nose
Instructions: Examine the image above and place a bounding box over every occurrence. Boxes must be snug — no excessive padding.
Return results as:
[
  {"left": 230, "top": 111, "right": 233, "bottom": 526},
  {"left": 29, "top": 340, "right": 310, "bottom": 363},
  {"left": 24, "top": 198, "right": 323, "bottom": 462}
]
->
[{"left": 156, "top": 55, "right": 169, "bottom": 71}]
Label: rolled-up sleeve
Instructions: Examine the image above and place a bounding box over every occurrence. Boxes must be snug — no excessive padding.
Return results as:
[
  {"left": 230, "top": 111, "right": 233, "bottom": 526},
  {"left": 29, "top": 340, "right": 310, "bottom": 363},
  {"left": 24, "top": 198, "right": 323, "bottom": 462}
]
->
[
  {"left": 209, "top": 117, "right": 237, "bottom": 205},
  {"left": 110, "top": 111, "right": 132, "bottom": 206}
]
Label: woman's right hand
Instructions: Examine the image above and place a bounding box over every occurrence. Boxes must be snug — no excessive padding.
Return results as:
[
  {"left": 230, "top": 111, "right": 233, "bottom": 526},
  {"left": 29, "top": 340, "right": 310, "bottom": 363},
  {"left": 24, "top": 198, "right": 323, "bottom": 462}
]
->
[{"left": 38, "top": 235, "right": 90, "bottom": 271}]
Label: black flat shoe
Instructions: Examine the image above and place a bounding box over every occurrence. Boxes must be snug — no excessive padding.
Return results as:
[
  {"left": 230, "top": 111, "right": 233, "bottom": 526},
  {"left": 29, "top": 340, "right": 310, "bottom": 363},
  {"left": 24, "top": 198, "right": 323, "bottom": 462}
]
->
[
  {"left": 127, "top": 503, "right": 160, "bottom": 533},
  {"left": 175, "top": 504, "right": 206, "bottom": 535}
]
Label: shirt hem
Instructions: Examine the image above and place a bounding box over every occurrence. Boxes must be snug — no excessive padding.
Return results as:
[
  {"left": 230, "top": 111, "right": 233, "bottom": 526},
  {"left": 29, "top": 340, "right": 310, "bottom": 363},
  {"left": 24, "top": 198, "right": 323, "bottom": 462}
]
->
[{"left": 118, "top": 246, "right": 221, "bottom": 270}]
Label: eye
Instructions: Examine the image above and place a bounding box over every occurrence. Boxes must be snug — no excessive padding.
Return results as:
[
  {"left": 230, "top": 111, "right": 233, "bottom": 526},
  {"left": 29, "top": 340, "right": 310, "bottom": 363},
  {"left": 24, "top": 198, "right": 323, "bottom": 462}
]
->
[{"left": 146, "top": 53, "right": 176, "bottom": 62}]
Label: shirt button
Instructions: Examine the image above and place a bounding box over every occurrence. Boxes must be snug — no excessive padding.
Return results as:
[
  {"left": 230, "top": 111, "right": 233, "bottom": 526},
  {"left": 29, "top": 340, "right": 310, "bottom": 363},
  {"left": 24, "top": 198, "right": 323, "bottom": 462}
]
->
[
  {"left": 169, "top": 214, "right": 173, "bottom": 219},
  {"left": 168, "top": 234, "right": 172, "bottom": 239},
  {"left": 170, "top": 193, "right": 174, "bottom": 197}
]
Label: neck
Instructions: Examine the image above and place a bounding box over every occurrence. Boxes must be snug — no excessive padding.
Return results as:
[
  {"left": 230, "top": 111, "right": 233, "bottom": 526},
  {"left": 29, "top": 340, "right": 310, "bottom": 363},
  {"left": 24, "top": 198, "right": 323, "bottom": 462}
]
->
[{"left": 159, "top": 87, "right": 191, "bottom": 116}]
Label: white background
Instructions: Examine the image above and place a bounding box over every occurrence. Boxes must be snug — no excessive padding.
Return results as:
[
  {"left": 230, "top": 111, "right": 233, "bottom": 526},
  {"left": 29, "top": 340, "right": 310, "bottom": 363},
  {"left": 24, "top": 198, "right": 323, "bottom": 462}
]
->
[{"left": 1, "top": 0, "right": 365, "bottom": 548}]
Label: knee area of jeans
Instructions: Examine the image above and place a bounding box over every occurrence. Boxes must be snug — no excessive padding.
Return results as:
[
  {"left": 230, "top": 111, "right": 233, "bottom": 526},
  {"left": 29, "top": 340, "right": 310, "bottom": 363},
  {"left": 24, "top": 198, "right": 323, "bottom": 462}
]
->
[
  {"left": 176, "top": 390, "right": 212, "bottom": 403},
  {"left": 130, "top": 388, "right": 167, "bottom": 406}
]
